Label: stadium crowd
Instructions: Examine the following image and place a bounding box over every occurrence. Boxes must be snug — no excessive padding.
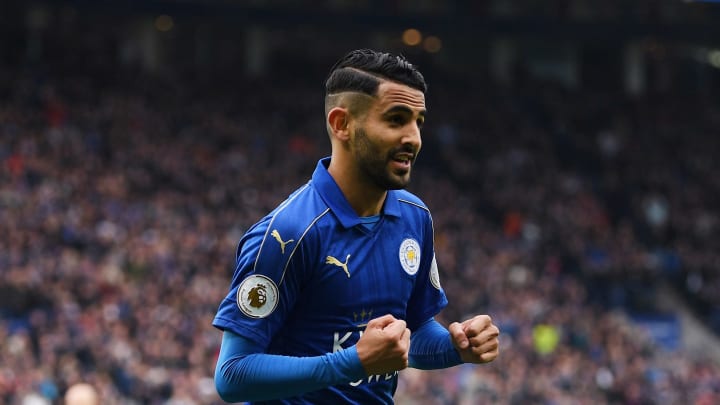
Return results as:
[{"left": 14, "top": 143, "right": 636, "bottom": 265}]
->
[{"left": 2, "top": 50, "right": 720, "bottom": 405}]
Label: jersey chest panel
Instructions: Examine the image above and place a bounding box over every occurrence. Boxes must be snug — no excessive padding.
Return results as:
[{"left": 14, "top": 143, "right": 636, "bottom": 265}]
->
[{"left": 270, "top": 221, "right": 423, "bottom": 357}]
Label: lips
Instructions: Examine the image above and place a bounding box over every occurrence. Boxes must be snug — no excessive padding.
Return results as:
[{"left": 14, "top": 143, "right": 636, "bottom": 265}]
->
[
  {"left": 392, "top": 152, "right": 414, "bottom": 165},
  {"left": 391, "top": 153, "right": 414, "bottom": 171}
]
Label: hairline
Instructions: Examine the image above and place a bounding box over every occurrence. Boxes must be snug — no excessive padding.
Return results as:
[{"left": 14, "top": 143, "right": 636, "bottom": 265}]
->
[{"left": 326, "top": 67, "right": 425, "bottom": 97}]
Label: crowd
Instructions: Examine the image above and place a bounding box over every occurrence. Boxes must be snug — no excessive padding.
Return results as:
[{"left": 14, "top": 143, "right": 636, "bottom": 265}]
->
[
  {"left": 1, "top": 53, "right": 720, "bottom": 405},
  {"left": 126, "top": 0, "right": 719, "bottom": 23}
]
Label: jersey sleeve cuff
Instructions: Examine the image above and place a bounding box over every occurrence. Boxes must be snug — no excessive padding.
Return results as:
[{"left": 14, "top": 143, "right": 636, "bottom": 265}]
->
[{"left": 326, "top": 345, "right": 367, "bottom": 382}]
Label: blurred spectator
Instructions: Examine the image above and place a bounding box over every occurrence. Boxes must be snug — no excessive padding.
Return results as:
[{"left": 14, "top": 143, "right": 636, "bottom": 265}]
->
[
  {"left": 2, "top": 2, "right": 720, "bottom": 404},
  {"left": 64, "top": 383, "right": 99, "bottom": 405}
]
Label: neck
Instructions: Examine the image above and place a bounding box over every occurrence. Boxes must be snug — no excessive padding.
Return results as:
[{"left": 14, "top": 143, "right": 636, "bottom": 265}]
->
[{"left": 327, "top": 158, "right": 386, "bottom": 217}]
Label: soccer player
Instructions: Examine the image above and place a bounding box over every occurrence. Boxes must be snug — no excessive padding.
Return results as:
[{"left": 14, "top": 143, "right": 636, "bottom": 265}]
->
[{"left": 213, "top": 48, "right": 500, "bottom": 404}]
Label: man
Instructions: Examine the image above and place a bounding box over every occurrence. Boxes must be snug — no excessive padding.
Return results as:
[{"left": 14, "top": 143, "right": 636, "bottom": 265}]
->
[{"left": 213, "top": 49, "right": 500, "bottom": 404}]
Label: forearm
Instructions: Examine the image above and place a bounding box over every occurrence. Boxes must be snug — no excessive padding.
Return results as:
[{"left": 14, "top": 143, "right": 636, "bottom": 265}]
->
[
  {"left": 408, "top": 318, "right": 463, "bottom": 370},
  {"left": 215, "top": 331, "right": 366, "bottom": 402}
]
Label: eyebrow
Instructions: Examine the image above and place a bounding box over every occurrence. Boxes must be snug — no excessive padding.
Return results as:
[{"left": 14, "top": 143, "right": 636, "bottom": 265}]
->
[{"left": 382, "top": 105, "right": 427, "bottom": 117}]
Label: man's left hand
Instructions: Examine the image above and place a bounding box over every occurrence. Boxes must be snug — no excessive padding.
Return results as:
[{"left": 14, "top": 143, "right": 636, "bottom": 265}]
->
[{"left": 448, "top": 314, "right": 500, "bottom": 364}]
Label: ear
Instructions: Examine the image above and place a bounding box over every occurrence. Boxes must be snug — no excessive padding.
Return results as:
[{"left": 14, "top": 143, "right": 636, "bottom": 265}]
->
[{"left": 327, "top": 107, "right": 351, "bottom": 141}]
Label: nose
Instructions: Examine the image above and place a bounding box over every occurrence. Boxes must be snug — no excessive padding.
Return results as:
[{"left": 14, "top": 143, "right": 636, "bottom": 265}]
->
[{"left": 402, "top": 123, "right": 422, "bottom": 150}]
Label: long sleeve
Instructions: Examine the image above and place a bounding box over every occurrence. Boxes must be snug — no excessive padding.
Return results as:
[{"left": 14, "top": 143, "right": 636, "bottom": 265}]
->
[
  {"left": 214, "top": 331, "right": 367, "bottom": 403},
  {"left": 409, "top": 318, "right": 463, "bottom": 370}
]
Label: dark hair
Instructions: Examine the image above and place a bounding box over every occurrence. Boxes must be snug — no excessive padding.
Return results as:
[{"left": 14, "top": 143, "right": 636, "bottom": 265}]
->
[{"left": 325, "top": 49, "right": 427, "bottom": 96}]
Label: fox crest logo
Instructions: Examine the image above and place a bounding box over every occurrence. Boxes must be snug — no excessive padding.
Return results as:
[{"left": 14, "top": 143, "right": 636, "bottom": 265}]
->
[
  {"left": 237, "top": 275, "right": 278, "bottom": 318},
  {"left": 399, "top": 238, "right": 421, "bottom": 275}
]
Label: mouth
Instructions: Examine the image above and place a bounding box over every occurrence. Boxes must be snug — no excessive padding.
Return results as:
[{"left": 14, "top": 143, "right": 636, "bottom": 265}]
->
[{"left": 391, "top": 153, "right": 414, "bottom": 170}]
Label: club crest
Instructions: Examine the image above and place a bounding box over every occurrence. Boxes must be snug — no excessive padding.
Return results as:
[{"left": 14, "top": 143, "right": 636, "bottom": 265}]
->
[{"left": 399, "top": 238, "right": 421, "bottom": 275}]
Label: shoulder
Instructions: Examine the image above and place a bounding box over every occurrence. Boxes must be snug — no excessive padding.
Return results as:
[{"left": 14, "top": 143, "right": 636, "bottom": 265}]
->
[
  {"left": 392, "top": 189, "right": 430, "bottom": 213},
  {"left": 264, "top": 182, "right": 332, "bottom": 245},
  {"left": 238, "top": 183, "right": 331, "bottom": 277},
  {"left": 387, "top": 189, "right": 434, "bottom": 231}
]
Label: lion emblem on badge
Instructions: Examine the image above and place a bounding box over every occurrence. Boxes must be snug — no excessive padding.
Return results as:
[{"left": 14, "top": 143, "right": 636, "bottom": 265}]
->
[
  {"left": 237, "top": 275, "right": 278, "bottom": 318},
  {"left": 248, "top": 284, "right": 268, "bottom": 308}
]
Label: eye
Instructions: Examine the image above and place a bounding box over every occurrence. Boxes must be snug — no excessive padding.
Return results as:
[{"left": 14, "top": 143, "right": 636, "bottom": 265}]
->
[
  {"left": 416, "top": 118, "right": 425, "bottom": 129},
  {"left": 387, "top": 115, "right": 407, "bottom": 127}
]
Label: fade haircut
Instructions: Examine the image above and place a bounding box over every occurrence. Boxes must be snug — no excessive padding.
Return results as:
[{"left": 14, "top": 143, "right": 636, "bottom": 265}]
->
[
  {"left": 324, "top": 49, "right": 427, "bottom": 130},
  {"left": 325, "top": 49, "right": 428, "bottom": 97}
]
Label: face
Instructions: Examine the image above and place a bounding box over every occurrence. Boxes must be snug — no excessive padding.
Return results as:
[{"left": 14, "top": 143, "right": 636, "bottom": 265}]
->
[{"left": 350, "top": 81, "right": 426, "bottom": 190}]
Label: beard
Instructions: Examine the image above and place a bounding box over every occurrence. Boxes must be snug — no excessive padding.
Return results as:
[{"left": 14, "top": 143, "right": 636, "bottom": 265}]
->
[{"left": 352, "top": 127, "right": 414, "bottom": 190}]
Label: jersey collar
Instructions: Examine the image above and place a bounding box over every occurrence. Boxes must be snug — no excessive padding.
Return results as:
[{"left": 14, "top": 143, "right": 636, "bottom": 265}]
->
[{"left": 311, "top": 157, "right": 402, "bottom": 228}]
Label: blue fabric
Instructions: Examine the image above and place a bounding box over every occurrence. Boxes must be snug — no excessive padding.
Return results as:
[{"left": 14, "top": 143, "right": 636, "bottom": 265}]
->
[
  {"left": 409, "top": 318, "right": 463, "bottom": 370},
  {"left": 215, "top": 330, "right": 366, "bottom": 403},
  {"left": 215, "top": 318, "right": 462, "bottom": 403},
  {"left": 213, "top": 157, "right": 449, "bottom": 403},
  {"left": 358, "top": 214, "right": 381, "bottom": 230}
]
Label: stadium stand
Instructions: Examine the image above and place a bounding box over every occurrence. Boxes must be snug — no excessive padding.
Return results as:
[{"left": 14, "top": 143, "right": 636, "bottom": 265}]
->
[{"left": 2, "top": 1, "right": 720, "bottom": 404}]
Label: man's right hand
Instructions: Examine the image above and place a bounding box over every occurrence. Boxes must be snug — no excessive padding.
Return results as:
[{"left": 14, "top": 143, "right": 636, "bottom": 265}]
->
[{"left": 355, "top": 314, "right": 411, "bottom": 376}]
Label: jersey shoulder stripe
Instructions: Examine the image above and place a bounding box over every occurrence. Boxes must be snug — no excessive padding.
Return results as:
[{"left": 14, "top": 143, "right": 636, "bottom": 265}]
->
[
  {"left": 395, "top": 189, "right": 430, "bottom": 213},
  {"left": 398, "top": 197, "right": 430, "bottom": 213},
  {"left": 253, "top": 183, "right": 330, "bottom": 285}
]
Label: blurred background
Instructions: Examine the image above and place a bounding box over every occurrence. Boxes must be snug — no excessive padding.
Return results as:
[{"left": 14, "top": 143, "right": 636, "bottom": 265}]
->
[{"left": 2, "top": 0, "right": 720, "bottom": 404}]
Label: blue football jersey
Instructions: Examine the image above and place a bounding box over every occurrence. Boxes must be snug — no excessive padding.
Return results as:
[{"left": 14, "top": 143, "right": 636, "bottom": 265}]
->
[{"left": 213, "top": 157, "right": 448, "bottom": 404}]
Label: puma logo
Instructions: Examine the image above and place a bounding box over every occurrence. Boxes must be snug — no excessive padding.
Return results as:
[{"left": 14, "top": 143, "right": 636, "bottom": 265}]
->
[
  {"left": 271, "top": 229, "right": 294, "bottom": 254},
  {"left": 326, "top": 254, "right": 351, "bottom": 278}
]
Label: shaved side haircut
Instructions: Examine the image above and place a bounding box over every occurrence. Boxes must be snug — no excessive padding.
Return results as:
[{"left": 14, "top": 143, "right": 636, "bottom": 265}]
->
[
  {"left": 325, "top": 49, "right": 427, "bottom": 97},
  {"left": 324, "top": 49, "right": 427, "bottom": 129}
]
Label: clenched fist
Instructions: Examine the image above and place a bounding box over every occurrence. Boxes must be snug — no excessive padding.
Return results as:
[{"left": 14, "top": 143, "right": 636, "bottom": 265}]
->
[
  {"left": 356, "top": 314, "right": 411, "bottom": 375},
  {"left": 449, "top": 314, "right": 500, "bottom": 364}
]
